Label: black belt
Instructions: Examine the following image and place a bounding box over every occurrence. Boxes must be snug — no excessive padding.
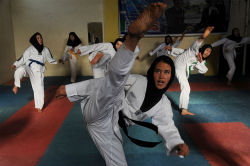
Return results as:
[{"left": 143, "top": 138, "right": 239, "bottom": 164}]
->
[{"left": 118, "top": 111, "right": 162, "bottom": 148}]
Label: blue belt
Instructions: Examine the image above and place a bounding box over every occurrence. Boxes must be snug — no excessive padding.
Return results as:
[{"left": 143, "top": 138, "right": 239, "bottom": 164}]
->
[{"left": 28, "top": 59, "right": 44, "bottom": 67}]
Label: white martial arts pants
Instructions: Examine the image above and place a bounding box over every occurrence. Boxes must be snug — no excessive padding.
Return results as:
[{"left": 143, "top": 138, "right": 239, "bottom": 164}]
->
[
  {"left": 175, "top": 67, "right": 190, "bottom": 110},
  {"left": 92, "top": 66, "right": 106, "bottom": 78},
  {"left": 223, "top": 51, "right": 236, "bottom": 81},
  {"left": 81, "top": 46, "right": 137, "bottom": 166},
  {"left": 69, "top": 56, "right": 77, "bottom": 83},
  {"left": 14, "top": 66, "right": 44, "bottom": 109}
]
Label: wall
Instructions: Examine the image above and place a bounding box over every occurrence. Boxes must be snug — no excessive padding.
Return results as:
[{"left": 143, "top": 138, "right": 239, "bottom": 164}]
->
[
  {"left": 104, "top": 0, "right": 250, "bottom": 76},
  {"left": 0, "top": 0, "right": 16, "bottom": 84},
  {"left": 11, "top": 0, "right": 104, "bottom": 76}
]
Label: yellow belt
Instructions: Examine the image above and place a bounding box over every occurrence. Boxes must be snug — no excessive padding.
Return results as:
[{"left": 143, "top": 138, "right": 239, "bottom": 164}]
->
[{"left": 67, "top": 50, "right": 79, "bottom": 60}]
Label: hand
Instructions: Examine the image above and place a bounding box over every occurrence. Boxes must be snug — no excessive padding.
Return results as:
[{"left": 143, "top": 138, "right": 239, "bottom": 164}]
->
[
  {"left": 56, "top": 85, "right": 67, "bottom": 99},
  {"left": 58, "top": 59, "right": 64, "bottom": 64},
  {"left": 165, "top": 45, "right": 172, "bottom": 51},
  {"left": 197, "top": 52, "right": 203, "bottom": 63},
  {"left": 77, "top": 49, "right": 81, "bottom": 54},
  {"left": 175, "top": 143, "right": 189, "bottom": 157},
  {"left": 11, "top": 65, "right": 16, "bottom": 70}
]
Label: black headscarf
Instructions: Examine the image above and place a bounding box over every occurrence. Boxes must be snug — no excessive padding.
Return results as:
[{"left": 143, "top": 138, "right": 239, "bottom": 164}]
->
[
  {"left": 165, "top": 35, "right": 173, "bottom": 45},
  {"left": 140, "top": 56, "right": 175, "bottom": 112},
  {"left": 67, "top": 32, "right": 82, "bottom": 48},
  {"left": 199, "top": 44, "right": 213, "bottom": 60},
  {"left": 227, "top": 28, "right": 242, "bottom": 43},
  {"left": 29, "top": 32, "right": 44, "bottom": 53},
  {"left": 112, "top": 37, "right": 125, "bottom": 51}
]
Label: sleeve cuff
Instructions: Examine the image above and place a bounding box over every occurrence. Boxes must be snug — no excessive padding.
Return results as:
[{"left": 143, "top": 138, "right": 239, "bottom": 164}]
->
[{"left": 66, "top": 84, "right": 78, "bottom": 102}]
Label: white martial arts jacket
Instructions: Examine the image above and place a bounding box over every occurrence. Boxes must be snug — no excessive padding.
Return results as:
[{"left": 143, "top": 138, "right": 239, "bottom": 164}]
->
[
  {"left": 79, "top": 43, "right": 116, "bottom": 69},
  {"left": 211, "top": 37, "right": 250, "bottom": 59},
  {"left": 173, "top": 40, "right": 208, "bottom": 77},
  {"left": 61, "top": 44, "right": 82, "bottom": 61},
  {"left": 149, "top": 40, "right": 180, "bottom": 57},
  {"left": 66, "top": 73, "right": 184, "bottom": 155},
  {"left": 14, "top": 45, "right": 57, "bottom": 72}
]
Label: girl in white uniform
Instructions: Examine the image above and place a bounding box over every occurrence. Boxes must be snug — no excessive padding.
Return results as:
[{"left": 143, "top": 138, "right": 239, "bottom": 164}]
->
[
  {"left": 56, "top": 3, "right": 189, "bottom": 166},
  {"left": 59, "top": 32, "right": 82, "bottom": 83},
  {"left": 149, "top": 33, "right": 184, "bottom": 57},
  {"left": 11, "top": 32, "right": 57, "bottom": 112},
  {"left": 211, "top": 28, "right": 250, "bottom": 85},
  {"left": 167, "top": 27, "right": 214, "bottom": 116},
  {"left": 77, "top": 38, "right": 124, "bottom": 78}
]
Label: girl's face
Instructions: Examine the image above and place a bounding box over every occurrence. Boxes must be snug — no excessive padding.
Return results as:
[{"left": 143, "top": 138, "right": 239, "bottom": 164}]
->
[
  {"left": 36, "top": 35, "right": 43, "bottom": 45},
  {"left": 115, "top": 41, "right": 123, "bottom": 50},
  {"left": 233, "top": 29, "right": 240, "bottom": 37},
  {"left": 203, "top": 48, "right": 212, "bottom": 58},
  {"left": 153, "top": 61, "right": 172, "bottom": 90},
  {"left": 70, "top": 34, "right": 75, "bottom": 41}
]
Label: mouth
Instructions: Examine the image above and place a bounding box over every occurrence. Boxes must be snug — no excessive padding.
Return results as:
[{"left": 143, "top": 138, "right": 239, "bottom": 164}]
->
[{"left": 157, "top": 80, "right": 165, "bottom": 85}]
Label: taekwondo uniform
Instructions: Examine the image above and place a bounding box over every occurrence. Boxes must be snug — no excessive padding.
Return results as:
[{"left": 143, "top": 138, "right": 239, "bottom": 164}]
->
[
  {"left": 78, "top": 43, "right": 116, "bottom": 78},
  {"left": 173, "top": 40, "right": 208, "bottom": 110},
  {"left": 211, "top": 37, "right": 250, "bottom": 81},
  {"left": 13, "top": 45, "right": 57, "bottom": 110},
  {"left": 149, "top": 39, "right": 180, "bottom": 57},
  {"left": 61, "top": 44, "right": 82, "bottom": 82},
  {"left": 65, "top": 45, "right": 184, "bottom": 166}
]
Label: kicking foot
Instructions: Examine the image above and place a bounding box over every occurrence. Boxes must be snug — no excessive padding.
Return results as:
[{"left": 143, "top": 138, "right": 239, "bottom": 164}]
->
[
  {"left": 36, "top": 108, "right": 43, "bottom": 113},
  {"left": 128, "top": 2, "right": 167, "bottom": 38},
  {"left": 12, "top": 86, "right": 18, "bottom": 94},
  {"left": 181, "top": 109, "right": 195, "bottom": 116}
]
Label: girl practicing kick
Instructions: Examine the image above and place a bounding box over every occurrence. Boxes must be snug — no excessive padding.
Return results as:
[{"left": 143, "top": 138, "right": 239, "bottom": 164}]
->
[
  {"left": 76, "top": 37, "right": 124, "bottom": 78},
  {"left": 149, "top": 33, "right": 184, "bottom": 57},
  {"left": 211, "top": 28, "right": 250, "bottom": 85},
  {"left": 11, "top": 32, "right": 57, "bottom": 112},
  {"left": 59, "top": 32, "right": 82, "bottom": 83},
  {"left": 56, "top": 3, "right": 189, "bottom": 166},
  {"left": 166, "top": 26, "right": 214, "bottom": 116}
]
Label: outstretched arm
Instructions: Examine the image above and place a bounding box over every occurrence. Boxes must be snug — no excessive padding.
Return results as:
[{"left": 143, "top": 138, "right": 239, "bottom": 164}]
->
[
  {"left": 149, "top": 43, "right": 165, "bottom": 56},
  {"left": 90, "top": 52, "right": 104, "bottom": 64},
  {"left": 45, "top": 48, "right": 57, "bottom": 64}
]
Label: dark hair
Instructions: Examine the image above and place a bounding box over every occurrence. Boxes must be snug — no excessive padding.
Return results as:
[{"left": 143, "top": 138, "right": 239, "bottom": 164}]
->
[
  {"left": 227, "top": 28, "right": 242, "bottom": 43},
  {"left": 112, "top": 37, "right": 125, "bottom": 51},
  {"left": 165, "top": 35, "right": 173, "bottom": 44},
  {"left": 199, "top": 44, "right": 213, "bottom": 60},
  {"left": 67, "top": 32, "right": 82, "bottom": 48},
  {"left": 147, "top": 56, "right": 175, "bottom": 91},
  {"left": 29, "top": 32, "right": 44, "bottom": 53}
]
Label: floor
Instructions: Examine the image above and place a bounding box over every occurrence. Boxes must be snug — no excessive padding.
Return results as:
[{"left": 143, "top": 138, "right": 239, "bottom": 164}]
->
[{"left": 0, "top": 75, "right": 249, "bottom": 166}]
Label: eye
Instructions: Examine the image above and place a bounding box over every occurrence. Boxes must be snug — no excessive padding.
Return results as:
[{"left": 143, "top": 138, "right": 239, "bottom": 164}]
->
[
  {"left": 164, "top": 70, "right": 170, "bottom": 74},
  {"left": 154, "top": 69, "right": 161, "bottom": 73}
]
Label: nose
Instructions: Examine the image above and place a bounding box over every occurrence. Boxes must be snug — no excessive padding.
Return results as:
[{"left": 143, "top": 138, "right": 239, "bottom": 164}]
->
[{"left": 160, "top": 72, "right": 165, "bottom": 78}]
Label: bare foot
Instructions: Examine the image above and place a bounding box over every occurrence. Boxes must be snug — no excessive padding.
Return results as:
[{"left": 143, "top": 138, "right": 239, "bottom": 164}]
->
[
  {"left": 181, "top": 109, "right": 195, "bottom": 116},
  {"left": 36, "top": 108, "right": 43, "bottom": 113},
  {"left": 128, "top": 2, "right": 167, "bottom": 37},
  {"left": 12, "top": 86, "right": 18, "bottom": 94}
]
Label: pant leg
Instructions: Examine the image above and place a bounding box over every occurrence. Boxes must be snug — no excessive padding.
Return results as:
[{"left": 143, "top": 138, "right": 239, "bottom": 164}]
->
[
  {"left": 14, "top": 66, "right": 28, "bottom": 87},
  {"left": 224, "top": 52, "right": 236, "bottom": 81},
  {"left": 92, "top": 66, "right": 105, "bottom": 78},
  {"left": 83, "top": 45, "right": 138, "bottom": 166},
  {"left": 87, "top": 111, "right": 127, "bottom": 166},
  {"left": 175, "top": 67, "right": 190, "bottom": 109},
  {"left": 26, "top": 67, "right": 45, "bottom": 109},
  {"left": 84, "top": 45, "right": 138, "bottom": 123},
  {"left": 69, "top": 56, "right": 77, "bottom": 82}
]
